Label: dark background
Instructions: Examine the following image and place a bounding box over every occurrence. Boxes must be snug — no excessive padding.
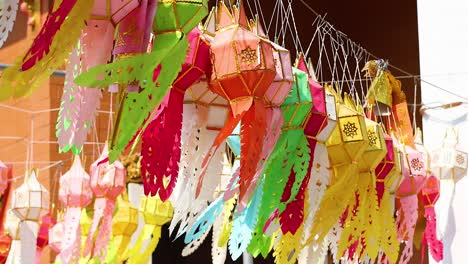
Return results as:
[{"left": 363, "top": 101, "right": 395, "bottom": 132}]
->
[{"left": 154, "top": 0, "right": 421, "bottom": 263}]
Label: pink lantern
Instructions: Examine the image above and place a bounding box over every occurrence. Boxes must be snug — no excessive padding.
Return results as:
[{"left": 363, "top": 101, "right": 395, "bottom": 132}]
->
[
  {"left": 141, "top": 27, "right": 212, "bottom": 200},
  {"left": 90, "top": 0, "right": 140, "bottom": 26},
  {"left": 84, "top": 145, "right": 126, "bottom": 261},
  {"left": 421, "top": 176, "right": 443, "bottom": 262},
  {"left": 375, "top": 134, "right": 396, "bottom": 203},
  {"left": 0, "top": 161, "right": 7, "bottom": 196},
  {"left": 56, "top": 156, "right": 93, "bottom": 264}
]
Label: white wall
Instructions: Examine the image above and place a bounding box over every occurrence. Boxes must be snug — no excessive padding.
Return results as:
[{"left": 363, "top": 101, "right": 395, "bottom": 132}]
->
[{"left": 417, "top": 0, "right": 468, "bottom": 263}]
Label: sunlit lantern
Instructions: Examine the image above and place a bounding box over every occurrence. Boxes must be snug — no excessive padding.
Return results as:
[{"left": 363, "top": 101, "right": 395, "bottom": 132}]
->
[{"left": 431, "top": 128, "right": 467, "bottom": 183}]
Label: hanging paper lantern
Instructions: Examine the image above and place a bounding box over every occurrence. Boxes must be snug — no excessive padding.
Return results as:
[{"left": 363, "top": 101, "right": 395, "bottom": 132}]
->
[
  {"left": 11, "top": 170, "right": 49, "bottom": 221},
  {"left": 0, "top": 0, "right": 18, "bottom": 48},
  {"left": 0, "top": 0, "right": 94, "bottom": 101},
  {"left": 338, "top": 118, "right": 387, "bottom": 261},
  {"left": 55, "top": 156, "right": 93, "bottom": 264},
  {"left": 83, "top": 146, "right": 126, "bottom": 261},
  {"left": 141, "top": 27, "right": 212, "bottom": 199},
  {"left": 238, "top": 17, "right": 293, "bottom": 206},
  {"left": 278, "top": 54, "right": 326, "bottom": 236},
  {"left": 112, "top": 193, "right": 138, "bottom": 262},
  {"left": 197, "top": 1, "right": 276, "bottom": 202},
  {"left": 249, "top": 67, "right": 312, "bottom": 258},
  {"left": 298, "top": 84, "right": 338, "bottom": 264},
  {"left": 421, "top": 175, "right": 443, "bottom": 262},
  {"left": 126, "top": 196, "right": 173, "bottom": 264},
  {"left": 308, "top": 90, "right": 368, "bottom": 248},
  {"left": 431, "top": 128, "right": 467, "bottom": 182}
]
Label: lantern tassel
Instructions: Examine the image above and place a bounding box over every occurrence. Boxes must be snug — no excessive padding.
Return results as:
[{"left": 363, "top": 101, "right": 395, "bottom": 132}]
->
[
  {"left": 57, "top": 207, "right": 82, "bottom": 264},
  {"left": 238, "top": 99, "right": 267, "bottom": 202},
  {"left": 211, "top": 212, "right": 228, "bottom": 264},
  {"left": 141, "top": 89, "right": 184, "bottom": 199},
  {"left": 83, "top": 198, "right": 115, "bottom": 261},
  {"left": 423, "top": 206, "right": 443, "bottom": 262},
  {"left": 396, "top": 195, "right": 418, "bottom": 264}
]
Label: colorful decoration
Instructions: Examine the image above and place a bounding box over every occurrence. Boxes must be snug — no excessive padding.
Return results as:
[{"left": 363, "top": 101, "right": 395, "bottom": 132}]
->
[
  {"left": 431, "top": 127, "right": 467, "bottom": 182},
  {"left": 112, "top": 193, "right": 138, "bottom": 262},
  {"left": 127, "top": 195, "right": 173, "bottom": 264},
  {"left": 36, "top": 213, "right": 55, "bottom": 262},
  {"left": 9, "top": 170, "right": 49, "bottom": 264},
  {"left": 83, "top": 145, "right": 126, "bottom": 261},
  {"left": 0, "top": 161, "right": 7, "bottom": 196},
  {"left": 56, "top": 156, "right": 93, "bottom": 264},
  {"left": 196, "top": 1, "right": 277, "bottom": 203},
  {"left": 141, "top": 27, "right": 211, "bottom": 199},
  {"left": 421, "top": 175, "right": 443, "bottom": 262},
  {"left": 5, "top": 210, "right": 21, "bottom": 264}
]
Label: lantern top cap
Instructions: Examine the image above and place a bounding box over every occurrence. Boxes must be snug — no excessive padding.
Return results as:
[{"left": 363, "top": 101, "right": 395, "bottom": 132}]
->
[
  {"left": 203, "top": 6, "right": 217, "bottom": 36},
  {"left": 249, "top": 15, "right": 267, "bottom": 38},
  {"left": 443, "top": 127, "right": 458, "bottom": 147},
  {"left": 216, "top": 0, "right": 249, "bottom": 30}
]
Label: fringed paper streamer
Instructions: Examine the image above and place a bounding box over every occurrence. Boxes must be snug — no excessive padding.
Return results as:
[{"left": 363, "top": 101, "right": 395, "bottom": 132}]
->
[
  {"left": 228, "top": 176, "right": 265, "bottom": 260},
  {"left": 83, "top": 146, "right": 126, "bottom": 261},
  {"left": 56, "top": 19, "right": 114, "bottom": 154},
  {"left": 76, "top": 0, "right": 208, "bottom": 162},
  {"left": 111, "top": 194, "right": 138, "bottom": 262},
  {"left": 241, "top": 107, "right": 284, "bottom": 208},
  {"left": 0, "top": 0, "right": 94, "bottom": 101},
  {"left": 126, "top": 196, "right": 173, "bottom": 264},
  {"left": 211, "top": 211, "right": 228, "bottom": 264},
  {"left": 141, "top": 28, "right": 211, "bottom": 199},
  {"left": 274, "top": 224, "right": 304, "bottom": 264},
  {"left": 182, "top": 223, "right": 211, "bottom": 257},
  {"left": 421, "top": 176, "right": 443, "bottom": 262},
  {"left": 307, "top": 91, "right": 368, "bottom": 246},
  {"left": 0, "top": 0, "right": 19, "bottom": 48},
  {"left": 396, "top": 195, "right": 418, "bottom": 264}
]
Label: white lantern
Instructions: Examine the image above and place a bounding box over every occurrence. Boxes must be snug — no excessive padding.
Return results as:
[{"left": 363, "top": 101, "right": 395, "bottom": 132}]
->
[
  {"left": 11, "top": 170, "right": 49, "bottom": 222},
  {"left": 431, "top": 128, "right": 468, "bottom": 182}
]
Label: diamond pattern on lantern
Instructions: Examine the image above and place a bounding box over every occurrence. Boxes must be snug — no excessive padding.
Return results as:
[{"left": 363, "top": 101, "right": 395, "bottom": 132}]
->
[
  {"left": 456, "top": 154, "right": 465, "bottom": 166},
  {"left": 240, "top": 47, "right": 258, "bottom": 65}
]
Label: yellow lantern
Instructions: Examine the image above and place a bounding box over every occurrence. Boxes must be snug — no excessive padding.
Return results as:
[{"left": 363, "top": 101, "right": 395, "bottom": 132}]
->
[
  {"left": 309, "top": 89, "right": 368, "bottom": 245},
  {"left": 126, "top": 196, "right": 173, "bottom": 264},
  {"left": 112, "top": 193, "right": 138, "bottom": 261}
]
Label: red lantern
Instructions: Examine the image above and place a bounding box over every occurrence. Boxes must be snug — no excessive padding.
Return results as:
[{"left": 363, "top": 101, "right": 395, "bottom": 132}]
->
[{"left": 197, "top": 1, "right": 276, "bottom": 200}]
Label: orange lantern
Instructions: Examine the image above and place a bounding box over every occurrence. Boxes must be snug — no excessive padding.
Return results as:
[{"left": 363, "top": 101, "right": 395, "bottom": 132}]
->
[{"left": 197, "top": 1, "right": 276, "bottom": 201}]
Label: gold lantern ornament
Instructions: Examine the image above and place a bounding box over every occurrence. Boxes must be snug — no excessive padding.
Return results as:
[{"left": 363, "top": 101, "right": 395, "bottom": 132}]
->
[
  {"left": 431, "top": 127, "right": 468, "bottom": 182},
  {"left": 112, "top": 193, "right": 138, "bottom": 261}
]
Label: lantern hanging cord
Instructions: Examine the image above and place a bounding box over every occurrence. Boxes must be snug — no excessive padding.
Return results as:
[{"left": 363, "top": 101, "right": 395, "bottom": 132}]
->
[
  {"left": 7, "top": 160, "right": 65, "bottom": 182},
  {"left": 294, "top": 0, "right": 468, "bottom": 102}
]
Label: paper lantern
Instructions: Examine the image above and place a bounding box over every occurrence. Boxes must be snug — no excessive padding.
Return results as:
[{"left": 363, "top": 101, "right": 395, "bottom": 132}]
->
[
  {"left": 421, "top": 176, "right": 443, "bottom": 262},
  {"left": 431, "top": 128, "right": 467, "bottom": 182},
  {"left": 198, "top": 1, "right": 276, "bottom": 201},
  {"left": 278, "top": 55, "right": 327, "bottom": 236},
  {"left": 112, "top": 193, "right": 138, "bottom": 261},
  {"left": 141, "top": 27, "right": 212, "bottom": 199},
  {"left": 0, "top": 161, "right": 7, "bottom": 196},
  {"left": 395, "top": 145, "right": 426, "bottom": 197},
  {"left": 84, "top": 145, "right": 126, "bottom": 261},
  {"left": 249, "top": 67, "right": 312, "bottom": 258},
  {"left": 11, "top": 170, "right": 49, "bottom": 222},
  {"left": 127, "top": 196, "right": 173, "bottom": 264},
  {"left": 338, "top": 119, "right": 387, "bottom": 261},
  {"left": 5, "top": 210, "right": 21, "bottom": 264},
  {"left": 90, "top": 0, "right": 140, "bottom": 25},
  {"left": 309, "top": 90, "right": 368, "bottom": 245},
  {"left": 56, "top": 155, "right": 93, "bottom": 264}
]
